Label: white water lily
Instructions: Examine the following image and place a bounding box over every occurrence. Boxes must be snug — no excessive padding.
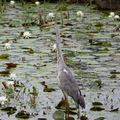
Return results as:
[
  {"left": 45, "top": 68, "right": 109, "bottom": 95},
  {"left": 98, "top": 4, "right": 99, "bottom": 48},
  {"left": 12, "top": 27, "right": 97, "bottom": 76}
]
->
[
  {"left": 4, "top": 42, "right": 11, "bottom": 49},
  {"left": 110, "top": 12, "right": 115, "bottom": 17},
  {"left": 114, "top": 15, "right": 119, "bottom": 19},
  {"left": 77, "top": 11, "right": 84, "bottom": 17},
  {"left": 35, "top": 1, "right": 40, "bottom": 5},
  {"left": 48, "top": 13, "right": 54, "bottom": 19},
  {"left": 23, "top": 31, "right": 31, "bottom": 39},
  {"left": 52, "top": 44, "right": 56, "bottom": 51},
  {"left": 108, "top": 12, "right": 115, "bottom": 17},
  {"left": 9, "top": 73, "right": 16, "bottom": 80},
  {"left": 6, "top": 81, "right": 14, "bottom": 86},
  {"left": 0, "top": 96, "right": 7, "bottom": 105},
  {"left": 10, "top": 0, "right": 15, "bottom": 6}
]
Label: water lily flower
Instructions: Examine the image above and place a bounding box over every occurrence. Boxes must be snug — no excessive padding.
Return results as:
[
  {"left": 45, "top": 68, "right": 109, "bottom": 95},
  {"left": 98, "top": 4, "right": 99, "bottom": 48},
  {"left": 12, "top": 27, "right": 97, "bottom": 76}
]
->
[
  {"left": 77, "top": 11, "right": 84, "bottom": 17},
  {"left": 52, "top": 44, "right": 56, "bottom": 51},
  {"left": 108, "top": 12, "right": 115, "bottom": 17},
  {"left": 6, "top": 81, "right": 14, "bottom": 86},
  {"left": 48, "top": 13, "right": 54, "bottom": 19},
  {"left": 10, "top": 0, "right": 15, "bottom": 6},
  {"left": 4, "top": 42, "right": 11, "bottom": 49},
  {"left": 0, "top": 96, "right": 7, "bottom": 105},
  {"left": 23, "top": 31, "right": 31, "bottom": 39},
  {"left": 114, "top": 15, "right": 119, "bottom": 19},
  {"left": 35, "top": 1, "right": 40, "bottom": 6},
  {"left": 9, "top": 73, "right": 16, "bottom": 80}
]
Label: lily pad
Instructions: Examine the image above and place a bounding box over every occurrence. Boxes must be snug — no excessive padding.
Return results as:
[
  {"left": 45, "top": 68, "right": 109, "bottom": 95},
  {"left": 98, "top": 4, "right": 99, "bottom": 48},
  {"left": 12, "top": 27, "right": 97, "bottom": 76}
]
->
[
  {"left": 92, "top": 102, "right": 103, "bottom": 106},
  {"left": 94, "top": 117, "right": 105, "bottom": 120},
  {"left": 9, "top": 20, "right": 21, "bottom": 27},
  {"left": 66, "top": 117, "right": 75, "bottom": 120},
  {"left": 1, "top": 107, "right": 17, "bottom": 111},
  {"left": 0, "top": 70, "right": 10, "bottom": 76},
  {"left": 80, "top": 115, "right": 88, "bottom": 120},
  {"left": 0, "top": 54, "right": 9, "bottom": 59},
  {"left": 110, "top": 108, "right": 119, "bottom": 112},
  {"left": 110, "top": 74, "right": 116, "bottom": 78},
  {"left": 38, "top": 118, "right": 47, "bottom": 120},
  {"left": 53, "top": 110, "right": 64, "bottom": 120},
  {"left": 90, "top": 107, "right": 105, "bottom": 111},
  {"left": 6, "top": 63, "right": 18, "bottom": 68},
  {"left": 15, "top": 110, "right": 30, "bottom": 119},
  {"left": 1, "top": 107, "right": 17, "bottom": 115}
]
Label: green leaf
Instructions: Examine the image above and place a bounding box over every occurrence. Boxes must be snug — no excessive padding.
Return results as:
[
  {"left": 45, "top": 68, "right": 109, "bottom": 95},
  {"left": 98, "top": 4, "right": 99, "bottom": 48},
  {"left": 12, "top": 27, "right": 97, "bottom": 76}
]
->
[
  {"left": 53, "top": 110, "right": 64, "bottom": 120},
  {"left": 92, "top": 102, "right": 103, "bottom": 106},
  {"left": 9, "top": 20, "right": 21, "bottom": 27},
  {"left": 0, "top": 54, "right": 9, "bottom": 59}
]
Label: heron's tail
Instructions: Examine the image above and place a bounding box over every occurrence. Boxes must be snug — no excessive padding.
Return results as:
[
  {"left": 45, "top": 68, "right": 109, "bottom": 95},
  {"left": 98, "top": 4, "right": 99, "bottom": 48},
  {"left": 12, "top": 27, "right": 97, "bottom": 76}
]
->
[{"left": 76, "top": 90, "right": 85, "bottom": 109}]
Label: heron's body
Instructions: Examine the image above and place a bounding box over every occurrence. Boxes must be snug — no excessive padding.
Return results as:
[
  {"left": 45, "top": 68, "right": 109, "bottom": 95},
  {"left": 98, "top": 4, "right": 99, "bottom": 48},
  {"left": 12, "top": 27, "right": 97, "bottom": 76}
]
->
[{"left": 55, "top": 24, "right": 85, "bottom": 115}]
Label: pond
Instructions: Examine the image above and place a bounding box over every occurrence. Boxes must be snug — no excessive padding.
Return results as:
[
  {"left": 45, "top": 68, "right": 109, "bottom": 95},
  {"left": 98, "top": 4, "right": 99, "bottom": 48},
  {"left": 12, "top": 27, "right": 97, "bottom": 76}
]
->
[{"left": 0, "top": 1, "right": 120, "bottom": 120}]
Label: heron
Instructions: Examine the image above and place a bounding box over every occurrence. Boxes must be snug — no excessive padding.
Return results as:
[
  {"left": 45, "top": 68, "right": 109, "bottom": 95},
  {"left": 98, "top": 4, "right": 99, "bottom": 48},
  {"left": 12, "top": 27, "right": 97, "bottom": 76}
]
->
[{"left": 54, "top": 24, "right": 85, "bottom": 118}]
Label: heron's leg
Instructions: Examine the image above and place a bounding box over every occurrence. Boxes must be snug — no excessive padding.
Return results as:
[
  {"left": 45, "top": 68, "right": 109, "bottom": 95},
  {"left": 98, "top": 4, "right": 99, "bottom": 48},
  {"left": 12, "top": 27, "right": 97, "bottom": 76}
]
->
[
  {"left": 77, "top": 106, "right": 80, "bottom": 120},
  {"left": 62, "top": 91, "right": 69, "bottom": 118},
  {"left": 65, "top": 97, "right": 69, "bottom": 118}
]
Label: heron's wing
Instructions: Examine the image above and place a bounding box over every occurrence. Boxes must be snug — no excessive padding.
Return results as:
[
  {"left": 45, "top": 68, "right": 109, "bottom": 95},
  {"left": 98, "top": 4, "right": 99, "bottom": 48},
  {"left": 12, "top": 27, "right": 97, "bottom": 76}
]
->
[
  {"left": 58, "top": 68, "right": 85, "bottom": 108},
  {"left": 58, "top": 68, "right": 79, "bottom": 96}
]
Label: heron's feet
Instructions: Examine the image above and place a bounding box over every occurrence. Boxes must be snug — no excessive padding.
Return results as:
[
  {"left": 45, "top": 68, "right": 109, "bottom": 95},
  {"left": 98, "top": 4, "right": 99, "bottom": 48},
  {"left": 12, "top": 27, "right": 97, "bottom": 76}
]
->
[
  {"left": 77, "top": 107, "right": 80, "bottom": 119},
  {"left": 64, "top": 99, "right": 70, "bottom": 118}
]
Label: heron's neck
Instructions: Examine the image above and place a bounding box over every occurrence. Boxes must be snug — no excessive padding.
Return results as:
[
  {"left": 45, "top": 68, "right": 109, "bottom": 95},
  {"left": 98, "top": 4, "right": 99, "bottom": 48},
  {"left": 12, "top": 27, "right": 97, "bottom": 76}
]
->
[
  {"left": 55, "top": 25, "right": 64, "bottom": 63},
  {"left": 56, "top": 40, "right": 64, "bottom": 62}
]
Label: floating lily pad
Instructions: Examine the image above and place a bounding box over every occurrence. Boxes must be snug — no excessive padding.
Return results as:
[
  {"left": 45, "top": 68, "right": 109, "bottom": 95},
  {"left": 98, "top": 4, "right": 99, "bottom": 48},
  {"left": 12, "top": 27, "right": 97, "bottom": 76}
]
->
[
  {"left": 110, "top": 108, "right": 119, "bottom": 112},
  {"left": 66, "top": 117, "right": 75, "bottom": 120},
  {"left": 92, "top": 102, "right": 103, "bottom": 106},
  {"left": 53, "top": 110, "right": 64, "bottom": 120},
  {"left": 90, "top": 107, "right": 105, "bottom": 111},
  {"left": 0, "top": 70, "right": 10, "bottom": 76},
  {"left": 6, "top": 63, "right": 18, "bottom": 68},
  {"left": 94, "top": 117, "right": 105, "bottom": 120},
  {"left": 0, "top": 54, "right": 9, "bottom": 59},
  {"left": 9, "top": 20, "right": 21, "bottom": 27},
  {"left": 110, "top": 71, "right": 120, "bottom": 74},
  {"left": 95, "top": 23, "right": 104, "bottom": 27},
  {"left": 55, "top": 99, "right": 66, "bottom": 109},
  {"left": 38, "top": 118, "right": 47, "bottom": 120},
  {"left": 1, "top": 107, "right": 17, "bottom": 111},
  {"left": 110, "top": 74, "right": 116, "bottom": 78},
  {"left": 43, "top": 86, "right": 55, "bottom": 92},
  {"left": 21, "top": 47, "right": 34, "bottom": 54},
  {"left": 15, "top": 110, "right": 30, "bottom": 119},
  {"left": 59, "top": 6, "right": 67, "bottom": 11},
  {"left": 80, "top": 115, "right": 88, "bottom": 120},
  {"left": 1, "top": 107, "right": 17, "bottom": 115}
]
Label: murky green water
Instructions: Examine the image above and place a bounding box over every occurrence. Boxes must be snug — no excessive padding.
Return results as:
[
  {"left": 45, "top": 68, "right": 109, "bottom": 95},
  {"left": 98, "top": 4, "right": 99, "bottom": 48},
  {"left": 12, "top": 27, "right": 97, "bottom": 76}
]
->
[{"left": 0, "top": 1, "right": 120, "bottom": 120}]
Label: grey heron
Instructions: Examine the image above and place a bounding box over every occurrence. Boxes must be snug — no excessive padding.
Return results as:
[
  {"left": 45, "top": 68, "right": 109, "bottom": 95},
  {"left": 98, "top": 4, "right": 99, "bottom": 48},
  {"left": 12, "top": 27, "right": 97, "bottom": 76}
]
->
[{"left": 54, "top": 24, "right": 85, "bottom": 118}]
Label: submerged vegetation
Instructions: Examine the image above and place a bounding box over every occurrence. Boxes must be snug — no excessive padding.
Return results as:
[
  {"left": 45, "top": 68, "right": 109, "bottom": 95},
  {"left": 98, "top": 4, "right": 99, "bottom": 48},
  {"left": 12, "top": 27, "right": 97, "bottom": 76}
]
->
[{"left": 0, "top": 0, "right": 120, "bottom": 120}]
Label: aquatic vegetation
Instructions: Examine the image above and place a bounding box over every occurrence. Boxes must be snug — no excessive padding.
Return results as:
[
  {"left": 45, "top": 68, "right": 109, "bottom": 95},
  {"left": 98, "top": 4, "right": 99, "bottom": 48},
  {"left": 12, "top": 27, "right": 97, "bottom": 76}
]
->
[
  {"left": 9, "top": 73, "right": 16, "bottom": 80},
  {"left": 23, "top": 31, "right": 31, "bottom": 38},
  {"left": 52, "top": 44, "right": 57, "bottom": 51},
  {"left": 0, "top": 96, "right": 7, "bottom": 105},
  {"left": 108, "top": 12, "right": 120, "bottom": 20},
  {"left": 0, "top": 54, "right": 9, "bottom": 59},
  {"left": 77, "top": 11, "right": 84, "bottom": 17},
  {"left": 114, "top": 15, "right": 120, "bottom": 19},
  {"left": 47, "top": 12, "right": 54, "bottom": 19},
  {"left": 10, "top": 0, "right": 15, "bottom": 7},
  {"left": 108, "top": 12, "right": 115, "bottom": 17},
  {"left": 4, "top": 42, "right": 11, "bottom": 49},
  {"left": 35, "top": 1, "right": 40, "bottom": 6},
  {"left": 6, "top": 81, "right": 14, "bottom": 86}
]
